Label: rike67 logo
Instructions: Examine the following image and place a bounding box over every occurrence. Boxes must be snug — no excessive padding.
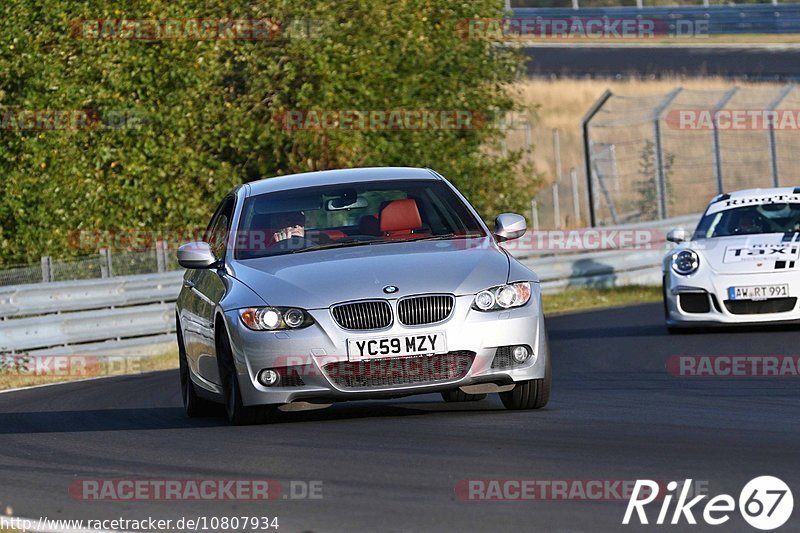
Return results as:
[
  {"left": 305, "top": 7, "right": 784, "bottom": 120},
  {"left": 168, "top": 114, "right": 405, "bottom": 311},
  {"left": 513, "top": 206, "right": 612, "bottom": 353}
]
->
[{"left": 623, "top": 477, "right": 793, "bottom": 530}]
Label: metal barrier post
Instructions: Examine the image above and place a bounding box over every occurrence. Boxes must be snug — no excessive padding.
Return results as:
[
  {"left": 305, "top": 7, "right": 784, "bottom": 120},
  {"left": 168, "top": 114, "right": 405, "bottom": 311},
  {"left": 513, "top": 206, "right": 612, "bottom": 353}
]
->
[
  {"left": 582, "top": 89, "right": 613, "bottom": 227},
  {"left": 653, "top": 88, "right": 683, "bottom": 220},
  {"left": 40, "top": 256, "right": 53, "bottom": 283},
  {"left": 552, "top": 182, "right": 561, "bottom": 229},
  {"left": 711, "top": 87, "right": 740, "bottom": 194},
  {"left": 767, "top": 83, "right": 796, "bottom": 187},
  {"left": 156, "top": 241, "right": 167, "bottom": 273},
  {"left": 570, "top": 167, "right": 581, "bottom": 227},
  {"left": 100, "top": 248, "right": 113, "bottom": 278}
]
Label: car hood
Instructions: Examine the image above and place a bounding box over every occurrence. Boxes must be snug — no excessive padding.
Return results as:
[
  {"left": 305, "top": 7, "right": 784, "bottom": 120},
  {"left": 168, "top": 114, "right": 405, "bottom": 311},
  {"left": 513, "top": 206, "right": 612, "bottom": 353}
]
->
[
  {"left": 688, "top": 233, "right": 800, "bottom": 274},
  {"left": 228, "top": 237, "right": 512, "bottom": 309}
]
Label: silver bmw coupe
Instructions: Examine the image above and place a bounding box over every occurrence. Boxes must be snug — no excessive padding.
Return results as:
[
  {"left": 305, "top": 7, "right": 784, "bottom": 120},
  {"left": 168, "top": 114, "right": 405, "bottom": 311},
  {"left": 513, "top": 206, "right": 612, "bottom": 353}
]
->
[{"left": 175, "top": 167, "right": 550, "bottom": 424}]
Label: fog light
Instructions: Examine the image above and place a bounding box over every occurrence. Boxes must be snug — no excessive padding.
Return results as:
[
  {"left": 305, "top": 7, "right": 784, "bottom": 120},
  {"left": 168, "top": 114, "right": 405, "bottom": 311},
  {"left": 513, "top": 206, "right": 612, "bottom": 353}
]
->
[
  {"left": 258, "top": 369, "right": 280, "bottom": 387},
  {"left": 512, "top": 346, "right": 530, "bottom": 363}
]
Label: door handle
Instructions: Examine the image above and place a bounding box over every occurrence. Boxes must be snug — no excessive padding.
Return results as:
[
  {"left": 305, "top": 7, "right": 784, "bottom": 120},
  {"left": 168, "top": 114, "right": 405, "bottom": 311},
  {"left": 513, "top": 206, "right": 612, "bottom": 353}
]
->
[{"left": 183, "top": 279, "right": 196, "bottom": 289}]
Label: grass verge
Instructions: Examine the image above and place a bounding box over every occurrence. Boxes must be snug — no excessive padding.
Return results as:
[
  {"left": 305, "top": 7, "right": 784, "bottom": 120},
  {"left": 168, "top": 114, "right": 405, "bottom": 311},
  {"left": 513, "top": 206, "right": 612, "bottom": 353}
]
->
[
  {"left": 0, "top": 349, "right": 178, "bottom": 391},
  {"left": 544, "top": 285, "right": 662, "bottom": 316}
]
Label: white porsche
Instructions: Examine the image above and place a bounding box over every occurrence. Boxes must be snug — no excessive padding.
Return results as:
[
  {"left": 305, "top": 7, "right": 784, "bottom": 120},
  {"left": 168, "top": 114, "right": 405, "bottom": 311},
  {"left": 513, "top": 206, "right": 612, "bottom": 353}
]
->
[{"left": 663, "top": 187, "right": 800, "bottom": 332}]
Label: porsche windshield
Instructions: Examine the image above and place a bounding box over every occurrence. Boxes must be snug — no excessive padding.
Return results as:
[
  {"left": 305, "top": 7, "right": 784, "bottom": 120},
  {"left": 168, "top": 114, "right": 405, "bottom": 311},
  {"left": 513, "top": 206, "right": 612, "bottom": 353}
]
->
[
  {"left": 235, "top": 179, "right": 486, "bottom": 259},
  {"left": 695, "top": 202, "right": 800, "bottom": 239}
]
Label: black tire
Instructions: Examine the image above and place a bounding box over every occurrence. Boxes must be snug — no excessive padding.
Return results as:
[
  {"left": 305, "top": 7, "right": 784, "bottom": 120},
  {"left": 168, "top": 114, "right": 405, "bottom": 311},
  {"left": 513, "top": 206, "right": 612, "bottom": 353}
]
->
[
  {"left": 177, "top": 316, "right": 217, "bottom": 417},
  {"left": 441, "top": 390, "right": 487, "bottom": 402},
  {"left": 216, "top": 323, "right": 271, "bottom": 425},
  {"left": 500, "top": 356, "right": 551, "bottom": 410}
]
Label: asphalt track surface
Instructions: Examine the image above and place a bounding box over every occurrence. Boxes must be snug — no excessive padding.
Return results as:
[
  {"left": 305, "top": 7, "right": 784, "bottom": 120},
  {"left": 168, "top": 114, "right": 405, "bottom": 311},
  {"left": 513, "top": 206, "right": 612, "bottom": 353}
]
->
[
  {"left": 522, "top": 46, "right": 800, "bottom": 79},
  {"left": 1, "top": 303, "right": 799, "bottom": 532}
]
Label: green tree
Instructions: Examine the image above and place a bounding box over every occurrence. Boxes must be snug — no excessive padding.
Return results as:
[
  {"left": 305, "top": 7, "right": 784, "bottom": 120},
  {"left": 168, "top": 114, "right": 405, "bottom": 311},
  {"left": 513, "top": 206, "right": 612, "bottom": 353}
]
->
[{"left": 0, "top": 0, "right": 535, "bottom": 265}]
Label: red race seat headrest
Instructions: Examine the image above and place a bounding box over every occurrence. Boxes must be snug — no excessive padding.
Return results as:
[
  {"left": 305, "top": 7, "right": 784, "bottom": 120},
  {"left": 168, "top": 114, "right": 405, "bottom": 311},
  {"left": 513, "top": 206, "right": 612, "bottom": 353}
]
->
[{"left": 380, "top": 199, "right": 422, "bottom": 234}]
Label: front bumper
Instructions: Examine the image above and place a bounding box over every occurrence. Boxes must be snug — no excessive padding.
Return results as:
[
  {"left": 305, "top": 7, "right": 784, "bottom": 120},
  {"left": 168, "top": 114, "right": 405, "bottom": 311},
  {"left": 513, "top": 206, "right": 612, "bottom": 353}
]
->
[
  {"left": 222, "top": 292, "right": 548, "bottom": 406},
  {"left": 665, "top": 269, "right": 800, "bottom": 327}
]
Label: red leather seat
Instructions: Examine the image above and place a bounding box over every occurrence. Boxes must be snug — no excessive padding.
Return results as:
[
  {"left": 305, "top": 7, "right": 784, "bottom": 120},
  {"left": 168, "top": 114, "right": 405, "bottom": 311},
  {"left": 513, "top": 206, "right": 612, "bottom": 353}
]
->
[{"left": 379, "top": 199, "right": 423, "bottom": 238}]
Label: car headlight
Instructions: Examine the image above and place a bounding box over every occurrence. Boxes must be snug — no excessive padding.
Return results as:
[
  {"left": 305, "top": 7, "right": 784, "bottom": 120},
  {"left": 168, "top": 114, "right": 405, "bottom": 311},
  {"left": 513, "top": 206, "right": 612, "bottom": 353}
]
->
[
  {"left": 671, "top": 250, "right": 700, "bottom": 275},
  {"left": 239, "top": 307, "right": 314, "bottom": 331},
  {"left": 473, "top": 282, "right": 532, "bottom": 311}
]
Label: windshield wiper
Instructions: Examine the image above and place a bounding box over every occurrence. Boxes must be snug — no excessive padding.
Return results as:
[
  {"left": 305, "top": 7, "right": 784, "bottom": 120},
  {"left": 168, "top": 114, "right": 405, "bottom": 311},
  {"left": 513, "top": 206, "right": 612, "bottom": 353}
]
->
[
  {"left": 294, "top": 240, "right": 372, "bottom": 253},
  {"left": 410, "top": 233, "right": 456, "bottom": 241},
  {"left": 401, "top": 233, "right": 482, "bottom": 243}
]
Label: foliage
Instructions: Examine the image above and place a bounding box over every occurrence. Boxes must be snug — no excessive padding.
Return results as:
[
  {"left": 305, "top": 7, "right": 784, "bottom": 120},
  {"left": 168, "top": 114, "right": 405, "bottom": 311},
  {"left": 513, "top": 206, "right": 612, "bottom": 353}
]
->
[{"left": 0, "top": 0, "right": 535, "bottom": 264}]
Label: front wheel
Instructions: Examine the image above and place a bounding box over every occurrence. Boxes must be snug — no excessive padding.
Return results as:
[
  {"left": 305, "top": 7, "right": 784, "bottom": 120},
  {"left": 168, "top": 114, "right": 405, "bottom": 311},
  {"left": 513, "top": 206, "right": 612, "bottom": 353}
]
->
[
  {"left": 500, "top": 357, "right": 551, "bottom": 410},
  {"left": 217, "top": 326, "right": 273, "bottom": 425},
  {"left": 178, "top": 317, "right": 217, "bottom": 417}
]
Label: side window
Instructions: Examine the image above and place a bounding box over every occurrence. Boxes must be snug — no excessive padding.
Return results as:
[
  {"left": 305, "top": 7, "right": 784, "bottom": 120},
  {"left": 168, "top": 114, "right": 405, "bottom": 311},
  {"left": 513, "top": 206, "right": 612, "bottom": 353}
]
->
[{"left": 204, "top": 196, "right": 235, "bottom": 260}]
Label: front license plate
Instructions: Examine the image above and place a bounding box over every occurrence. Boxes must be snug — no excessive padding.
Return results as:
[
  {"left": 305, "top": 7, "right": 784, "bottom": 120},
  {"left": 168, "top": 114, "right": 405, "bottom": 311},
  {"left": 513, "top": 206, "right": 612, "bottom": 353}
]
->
[
  {"left": 348, "top": 332, "right": 447, "bottom": 360},
  {"left": 728, "top": 284, "right": 789, "bottom": 301}
]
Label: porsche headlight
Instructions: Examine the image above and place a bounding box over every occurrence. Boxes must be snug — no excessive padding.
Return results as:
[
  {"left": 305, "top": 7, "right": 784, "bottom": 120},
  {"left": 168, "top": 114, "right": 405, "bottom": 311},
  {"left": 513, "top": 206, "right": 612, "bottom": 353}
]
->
[
  {"left": 671, "top": 250, "right": 700, "bottom": 276},
  {"left": 472, "top": 282, "right": 532, "bottom": 311},
  {"left": 239, "top": 307, "right": 313, "bottom": 331}
]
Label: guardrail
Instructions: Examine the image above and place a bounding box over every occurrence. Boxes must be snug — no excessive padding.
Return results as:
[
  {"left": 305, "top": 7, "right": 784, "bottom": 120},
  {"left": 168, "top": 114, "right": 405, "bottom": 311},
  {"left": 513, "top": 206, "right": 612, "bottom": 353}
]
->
[
  {"left": 0, "top": 271, "right": 183, "bottom": 319},
  {"left": 512, "top": 4, "right": 800, "bottom": 35},
  {"left": 0, "top": 272, "right": 182, "bottom": 356},
  {"left": 0, "top": 215, "right": 699, "bottom": 355},
  {"left": 517, "top": 214, "right": 698, "bottom": 292}
]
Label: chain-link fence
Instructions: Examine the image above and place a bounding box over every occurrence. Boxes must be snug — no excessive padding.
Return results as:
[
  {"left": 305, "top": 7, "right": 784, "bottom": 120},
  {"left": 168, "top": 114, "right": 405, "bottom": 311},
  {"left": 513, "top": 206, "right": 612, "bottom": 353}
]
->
[
  {"left": 531, "top": 166, "right": 585, "bottom": 230},
  {"left": 0, "top": 264, "right": 45, "bottom": 287},
  {"left": 582, "top": 83, "right": 800, "bottom": 226},
  {"left": 0, "top": 241, "right": 179, "bottom": 288}
]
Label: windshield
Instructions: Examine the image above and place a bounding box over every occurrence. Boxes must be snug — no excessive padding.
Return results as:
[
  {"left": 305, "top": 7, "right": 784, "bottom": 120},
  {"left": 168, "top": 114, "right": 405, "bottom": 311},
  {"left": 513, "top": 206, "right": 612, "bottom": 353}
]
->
[
  {"left": 694, "top": 202, "right": 800, "bottom": 239},
  {"left": 234, "top": 179, "right": 486, "bottom": 259}
]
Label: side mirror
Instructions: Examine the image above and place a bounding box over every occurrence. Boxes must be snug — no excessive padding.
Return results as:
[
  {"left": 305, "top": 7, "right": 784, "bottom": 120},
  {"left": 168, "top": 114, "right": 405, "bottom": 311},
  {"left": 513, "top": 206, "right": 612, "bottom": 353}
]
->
[
  {"left": 494, "top": 213, "right": 527, "bottom": 242},
  {"left": 177, "top": 241, "right": 217, "bottom": 269},
  {"left": 666, "top": 228, "right": 691, "bottom": 244}
]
